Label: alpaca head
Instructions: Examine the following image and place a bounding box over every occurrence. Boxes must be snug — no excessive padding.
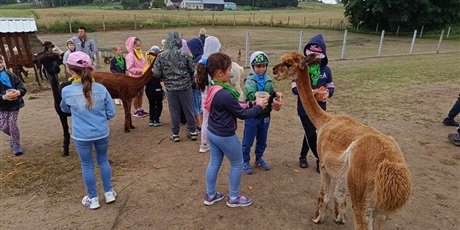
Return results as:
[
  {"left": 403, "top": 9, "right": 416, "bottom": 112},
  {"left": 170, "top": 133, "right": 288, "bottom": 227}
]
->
[
  {"left": 272, "top": 52, "right": 320, "bottom": 81},
  {"left": 38, "top": 51, "right": 62, "bottom": 75}
]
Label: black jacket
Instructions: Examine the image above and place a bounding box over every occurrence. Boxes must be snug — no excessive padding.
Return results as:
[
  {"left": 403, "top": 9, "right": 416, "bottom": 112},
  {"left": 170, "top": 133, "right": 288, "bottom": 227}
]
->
[{"left": 0, "top": 71, "right": 26, "bottom": 111}]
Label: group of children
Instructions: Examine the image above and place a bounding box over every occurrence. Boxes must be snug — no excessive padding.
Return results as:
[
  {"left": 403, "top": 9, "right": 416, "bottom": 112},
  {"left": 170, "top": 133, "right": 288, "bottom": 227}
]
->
[{"left": 1, "top": 32, "right": 336, "bottom": 209}]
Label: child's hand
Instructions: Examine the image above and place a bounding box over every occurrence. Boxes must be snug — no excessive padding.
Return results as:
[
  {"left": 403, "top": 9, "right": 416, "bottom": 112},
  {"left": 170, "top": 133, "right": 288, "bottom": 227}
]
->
[{"left": 256, "top": 99, "right": 268, "bottom": 110}]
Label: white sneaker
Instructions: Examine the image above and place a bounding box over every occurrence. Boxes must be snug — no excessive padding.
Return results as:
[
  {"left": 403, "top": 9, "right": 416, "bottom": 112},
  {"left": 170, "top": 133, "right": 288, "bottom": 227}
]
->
[
  {"left": 104, "top": 190, "right": 117, "bottom": 203},
  {"left": 114, "top": 99, "right": 123, "bottom": 105},
  {"left": 199, "top": 144, "right": 210, "bottom": 153},
  {"left": 82, "top": 196, "right": 100, "bottom": 209}
]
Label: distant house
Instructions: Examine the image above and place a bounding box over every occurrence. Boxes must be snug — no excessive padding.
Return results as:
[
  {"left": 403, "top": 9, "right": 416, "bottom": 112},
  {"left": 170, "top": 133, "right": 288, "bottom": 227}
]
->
[
  {"left": 181, "top": 0, "right": 203, "bottom": 10},
  {"left": 224, "top": 2, "right": 237, "bottom": 10}
]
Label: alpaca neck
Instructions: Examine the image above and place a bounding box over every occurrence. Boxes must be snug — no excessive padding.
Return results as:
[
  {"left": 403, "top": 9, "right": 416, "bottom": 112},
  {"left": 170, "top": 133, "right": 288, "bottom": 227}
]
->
[
  {"left": 296, "top": 67, "right": 331, "bottom": 128},
  {"left": 132, "top": 60, "right": 155, "bottom": 88},
  {"left": 45, "top": 70, "right": 62, "bottom": 106}
]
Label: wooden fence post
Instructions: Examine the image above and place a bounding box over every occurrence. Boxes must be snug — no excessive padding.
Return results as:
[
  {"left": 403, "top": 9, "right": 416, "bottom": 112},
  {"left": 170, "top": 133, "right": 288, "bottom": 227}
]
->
[
  {"left": 287, "top": 16, "right": 290, "bottom": 26},
  {"left": 298, "top": 31, "right": 303, "bottom": 53},
  {"left": 378, "top": 30, "right": 385, "bottom": 57},
  {"left": 396, "top": 25, "right": 400, "bottom": 36},
  {"left": 102, "top": 15, "right": 106, "bottom": 31},
  {"left": 134, "top": 14, "right": 137, "bottom": 30},
  {"left": 318, "top": 18, "right": 321, "bottom": 26},
  {"left": 212, "top": 13, "right": 215, "bottom": 27},
  {"left": 446, "top": 27, "right": 451, "bottom": 38},
  {"left": 410, "top": 30, "right": 417, "bottom": 54},
  {"left": 162, "top": 13, "right": 165, "bottom": 28},
  {"left": 233, "top": 13, "right": 236, "bottom": 26},
  {"left": 252, "top": 14, "right": 255, "bottom": 26},
  {"left": 188, "top": 13, "right": 190, "bottom": 27},
  {"left": 68, "top": 15, "right": 72, "bottom": 33},
  {"left": 303, "top": 17, "right": 306, "bottom": 28},
  {"left": 341, "top": 30, "right": 348, "bottom": 60},
  {"left": 419, "top": 25, "right": 424, "bottom": 38},
  {"left": 270, "top": 15, "right": 273, "bottom": 27},
  {"left": 245, "top": 32, "right": 250, "bottom": 68},
  {"left": 375, "top": 23, "right": 379, "bottom": 33},
  {"left": 437, "top": 30, "right": 444, "bottom": 54},
  {"left": 329, "top": 19, "right": 332, "bottom": 27}
]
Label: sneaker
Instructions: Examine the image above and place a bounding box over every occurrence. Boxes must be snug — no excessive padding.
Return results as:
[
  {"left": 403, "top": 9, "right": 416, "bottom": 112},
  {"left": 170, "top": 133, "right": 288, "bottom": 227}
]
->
[
  {"left": 153, "top": 121, "right": 163, "bottom": 127},
  {"left": 13, "top": 146, "right": 23, "bottom": 156},
  {"left": 138, "top": 109, "right": 149, "bottom": 117},
  {"left": 448, "top": 133, "right": 460, "bottom": 146},
  {"left": 82, "top": 196, "right": 100, "bottom": 209},
  {"left": 203, "top": 192, "right": 225, "bottom": 206},
  {"left": 199, "top": 144, "right": 210, "bottom": 153},
  {"left": 196, "top": 126, "right": 202, "bottom": 134},
  {"left": 226, "top": 195, "right": 253, "bottom": 208},
  {"left": 149, "top": 120, "right": 154, "bottom": 126},
  {"left": 299, "top": 157, "right": 308, "bottom": 168},
  {"left": 443, "top": 118, "right": 459, "bottom": 127},
  {"left": 187, "top": 132, "right": 198, "bottom": 141},
  {"left": 114, "top": 99, "right": 123, "bottom": 105},
  {"left": 254, "top": 158, "right": 270, "bottom": 170},
  {"left": 170, "top": 134, "right": 180, "bottom": 142},
  {"left": 133, "top": 110, "right": 141, "bottom": 118},
  {"left": 242, "top": 162, "right": 253, "bottom": 175},
  {"left": 104, "top": 190, "right": 117, "bottom": 203}
]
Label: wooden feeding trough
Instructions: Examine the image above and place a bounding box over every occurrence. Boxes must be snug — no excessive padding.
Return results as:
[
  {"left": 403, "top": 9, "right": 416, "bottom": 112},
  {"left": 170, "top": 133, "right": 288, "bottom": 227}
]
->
[{"left": 0, "top": 18, "right": 44, "bottom": 86}]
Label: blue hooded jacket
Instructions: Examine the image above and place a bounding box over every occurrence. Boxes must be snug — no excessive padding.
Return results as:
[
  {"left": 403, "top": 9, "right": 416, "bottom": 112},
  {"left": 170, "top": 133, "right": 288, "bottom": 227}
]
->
[
  {"left": 292, "top": 34, "right": 335, "bottom": 116},
  {"left": 186, "top": 38, "right": 203, "bottom": 63}
]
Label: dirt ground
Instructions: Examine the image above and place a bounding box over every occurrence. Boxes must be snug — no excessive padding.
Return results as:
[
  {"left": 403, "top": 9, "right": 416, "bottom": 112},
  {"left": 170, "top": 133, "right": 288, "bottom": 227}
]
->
[{"left": 1, "top": 27, "right": 459, "bottom": 230}]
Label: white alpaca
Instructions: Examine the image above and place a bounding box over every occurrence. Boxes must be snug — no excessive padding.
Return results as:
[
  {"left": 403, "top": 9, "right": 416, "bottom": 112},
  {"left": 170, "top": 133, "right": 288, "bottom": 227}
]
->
[{"left": 229, "top": 61, "right": 244, "bottom": 101}]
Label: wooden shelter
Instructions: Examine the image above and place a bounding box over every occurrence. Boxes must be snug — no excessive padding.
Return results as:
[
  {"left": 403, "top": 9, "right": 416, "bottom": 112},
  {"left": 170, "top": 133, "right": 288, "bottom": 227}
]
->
[{"left": 0, "top": 18, "right": 41, "bottom": 83}]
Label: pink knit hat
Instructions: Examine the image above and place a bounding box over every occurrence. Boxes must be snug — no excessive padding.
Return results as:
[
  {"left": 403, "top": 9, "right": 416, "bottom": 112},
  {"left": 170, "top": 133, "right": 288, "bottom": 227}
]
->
[{"left": 67, "top": 51, "right": 94, "bottom": 70}]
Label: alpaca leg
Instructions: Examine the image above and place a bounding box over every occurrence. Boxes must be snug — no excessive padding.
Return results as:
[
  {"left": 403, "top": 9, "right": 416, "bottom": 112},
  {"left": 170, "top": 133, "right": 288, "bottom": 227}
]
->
[
  {"left": 373, "top": 212, "right": 388, "bottom": 230},
  {"left": 312, "top": 169, "right": 332, "bottom": 224},
  {"left": 333, "top": 178, "right": 348, "bottom": 224},
  {"left": 127, "top": 100, "right": 135, "bottom": 129},
  {"left": 122, "top": 100, "right": 131, "bottom": 133},
  {"left": 60, "top": 115, "right": 70, "bottom": 157}
]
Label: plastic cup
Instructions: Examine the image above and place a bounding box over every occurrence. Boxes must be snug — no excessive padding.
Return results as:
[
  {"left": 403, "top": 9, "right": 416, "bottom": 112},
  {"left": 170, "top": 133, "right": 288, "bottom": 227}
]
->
[
  {"left": 272, "top": 96, "right": 284, "bottom": 111},
  {"left": 315, "top": 89, "right": 328, "bottom": 101},
  {"left": 6, "top": 89, "right": 17, "bottom": 96},
  {"left": 255, "top": 91, "right": 270, "bottom": 103}
]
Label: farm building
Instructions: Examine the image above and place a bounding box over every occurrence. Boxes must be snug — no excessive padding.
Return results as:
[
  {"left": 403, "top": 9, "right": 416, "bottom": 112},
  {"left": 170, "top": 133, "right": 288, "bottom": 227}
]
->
[
  {"left": 0, "top": 18, "right": 43, "bottom": 83},
  {"left": 181, "top": 0, "right": 204, "bottom": 10},
  {"left": 224, "top": 2, "right": 237, "bottom": 10},
  {"left": 202, "top": 0, "right": 225, "bottom": 10}
]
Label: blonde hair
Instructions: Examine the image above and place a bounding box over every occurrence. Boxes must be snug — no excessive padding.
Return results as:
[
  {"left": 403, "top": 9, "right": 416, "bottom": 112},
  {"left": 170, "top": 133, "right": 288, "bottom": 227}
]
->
[
  {"left": 199, "top": 28, "right": 206, "bottom": 36},
  {"left": 112, "top": 45, "right": 122, "bottom": 52}
]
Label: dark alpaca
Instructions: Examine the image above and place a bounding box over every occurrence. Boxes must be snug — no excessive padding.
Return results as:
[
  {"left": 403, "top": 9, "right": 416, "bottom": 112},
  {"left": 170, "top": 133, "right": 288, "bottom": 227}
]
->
[{"left": 39, "top": 51, "right": 71, "bottom": 157}]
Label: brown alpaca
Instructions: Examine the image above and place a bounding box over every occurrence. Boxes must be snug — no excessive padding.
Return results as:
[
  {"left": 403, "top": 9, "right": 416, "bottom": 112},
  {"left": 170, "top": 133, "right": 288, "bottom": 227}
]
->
[
  {"left": 93, "top": 55, "right": 157, "bottom": 133},
  {"left": 272, "top": 52, "right": 412, "bottom": 230}
]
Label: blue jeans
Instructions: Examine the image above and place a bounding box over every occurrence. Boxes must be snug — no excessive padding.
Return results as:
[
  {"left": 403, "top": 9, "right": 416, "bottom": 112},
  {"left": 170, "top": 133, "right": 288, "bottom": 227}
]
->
[
  {"left": 74, "top": 136, "right": 113, "bottom": 199},
  {"left": 206, "top": 131, "right": 243, "bottom": 198},
  {"left": 242, "top": 117, "right": 270, "bottom": 164}
]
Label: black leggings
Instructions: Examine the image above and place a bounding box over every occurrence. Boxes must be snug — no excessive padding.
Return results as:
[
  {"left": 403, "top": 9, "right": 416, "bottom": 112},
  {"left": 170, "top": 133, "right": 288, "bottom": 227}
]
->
[
  {"left": 146, "top": 91, "right": 163, "bottom": 122},
  {"left": 447, "top": 94, "right": 460, "bottom": 120},
  {"left": 299, "top": 115, "right": 318, "bottom": 160}
]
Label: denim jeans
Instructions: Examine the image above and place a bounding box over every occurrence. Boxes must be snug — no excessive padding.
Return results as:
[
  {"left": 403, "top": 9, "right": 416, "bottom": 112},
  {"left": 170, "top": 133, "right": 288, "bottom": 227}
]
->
[
  {"left": 206, "top": 131, "right": 243, "bottom": 198},
  {"left": 241, "top": 117, "right": 270, "bottom": 164},
  {"left": 74, "top": 136, "right": 113, "bottom": 199}
]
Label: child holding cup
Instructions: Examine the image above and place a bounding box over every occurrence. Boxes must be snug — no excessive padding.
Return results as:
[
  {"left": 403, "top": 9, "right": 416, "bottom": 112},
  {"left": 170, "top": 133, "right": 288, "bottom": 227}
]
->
[
  {"left": 241, "top": 51, "right": 282, "bottom": 175},
  {"left": 0, "top": 55, "right": 27, "bottom": 156}
]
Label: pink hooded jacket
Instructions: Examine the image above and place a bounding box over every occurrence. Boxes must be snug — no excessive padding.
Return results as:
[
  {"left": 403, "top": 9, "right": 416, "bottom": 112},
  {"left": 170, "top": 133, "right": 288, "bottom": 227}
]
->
[{"left": 125, "top": 36, "right": 146, "bottom": 78}]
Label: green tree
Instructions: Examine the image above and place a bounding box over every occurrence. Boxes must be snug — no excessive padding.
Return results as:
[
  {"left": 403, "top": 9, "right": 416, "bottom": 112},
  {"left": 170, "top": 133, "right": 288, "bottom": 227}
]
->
[
  {"left": 151, "top": 0, "right": 166, "bottom": 8},
  {"left": 93, "top": 0, "right": 106, "bottom": 9},
  {"left": 121, "top": 0, "right": 140, "bottom": 9},
  {"left": 343, "top": 0, "right": 460, "bottom": 31}
]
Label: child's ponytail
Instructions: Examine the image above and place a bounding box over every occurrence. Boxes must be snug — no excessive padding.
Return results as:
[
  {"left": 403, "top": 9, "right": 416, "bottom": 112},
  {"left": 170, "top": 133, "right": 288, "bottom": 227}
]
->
[
  {"left": 68, "top": 63, "right": 93, "bottom": 108},
  {"left": 195, "top": 62, "right": 208, "bottom": 92}
]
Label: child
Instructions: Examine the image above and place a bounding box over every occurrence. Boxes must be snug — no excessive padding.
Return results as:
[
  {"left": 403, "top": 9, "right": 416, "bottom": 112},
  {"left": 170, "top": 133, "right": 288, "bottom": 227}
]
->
[
  {"left": 0, "top": 55, "right": 26, "bottom": 156},
  {"left": 241, "top": 51, "right": 282, "bottom": 175},
  {"left": 125, "top": 36, "right": 148, "bottom": 117},
  {"left": 109, "top": 45, "right": 126, "bottom": 105},
  {"left": 144, "top": 46, "right": 164, "bottom": 127},
  {"left": 63, "top": 39, "right": 76, "bottom": 78},
  {"left": 293, "top": 34, "right": 334, "bottom": 172},
  {"left": 60, "top": 51, "right": 117, "bottom": 210},
  {"left": 198, "top": 36, "right": 221, "bottom": 153},
  {"left": 187, "top": 37, "right": 205, "bottom": 133},
  {"left": 196, "top": 52, "right": 267, "bottom": 207},
  {"left": 152, "top": 31, "right": 197, "bottom": 142}
]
